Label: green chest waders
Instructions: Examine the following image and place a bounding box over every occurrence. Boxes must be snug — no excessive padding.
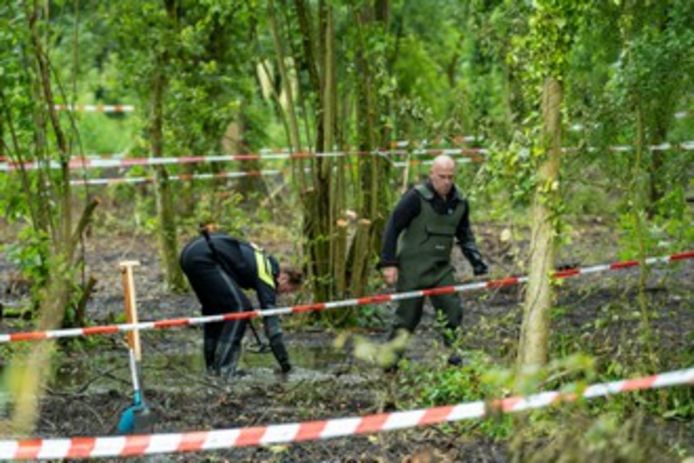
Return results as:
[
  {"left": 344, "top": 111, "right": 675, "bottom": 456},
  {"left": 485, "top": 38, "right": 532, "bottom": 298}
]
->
[{"left": 392, "top": 185, "right": 465, "bottom": 342}]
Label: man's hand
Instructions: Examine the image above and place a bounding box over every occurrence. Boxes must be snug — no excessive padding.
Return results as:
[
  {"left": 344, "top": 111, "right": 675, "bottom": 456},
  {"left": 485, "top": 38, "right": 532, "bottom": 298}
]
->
[
  {"left": 382, "top": 266, "right": 398, "bottom": 285},
  {"left": 473, "top": 262, "right": 488, "bottom": 276}
]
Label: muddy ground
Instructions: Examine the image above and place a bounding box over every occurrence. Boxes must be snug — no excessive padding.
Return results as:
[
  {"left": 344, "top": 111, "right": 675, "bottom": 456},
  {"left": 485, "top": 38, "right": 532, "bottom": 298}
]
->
[{"left": 1, "top": 218, "right": 692, "bottom": 462}]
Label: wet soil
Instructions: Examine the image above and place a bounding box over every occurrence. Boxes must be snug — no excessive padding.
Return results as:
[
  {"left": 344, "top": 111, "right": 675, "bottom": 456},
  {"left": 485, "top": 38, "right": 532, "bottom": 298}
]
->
[{"left": 0, "top": 218, "right": 692, "bottom": 462}]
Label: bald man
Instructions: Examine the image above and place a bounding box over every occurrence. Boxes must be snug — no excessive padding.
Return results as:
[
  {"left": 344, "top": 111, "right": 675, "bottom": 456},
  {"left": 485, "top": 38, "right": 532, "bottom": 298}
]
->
[{"left": 378, "top": 155, "right": 488, "bottom": 368}]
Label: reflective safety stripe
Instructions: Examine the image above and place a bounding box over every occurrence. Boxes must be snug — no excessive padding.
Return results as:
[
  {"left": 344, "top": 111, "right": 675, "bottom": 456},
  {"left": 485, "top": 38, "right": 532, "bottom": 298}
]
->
[{"left": 252, "top": 244, "right": 275, "bottom": 289}]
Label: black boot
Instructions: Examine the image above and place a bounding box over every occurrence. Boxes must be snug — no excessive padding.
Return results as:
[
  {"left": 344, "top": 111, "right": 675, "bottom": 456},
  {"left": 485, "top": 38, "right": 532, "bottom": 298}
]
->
[
  {"left": 204, "top": 336, "right": 217, "bottom": 375},
  {"left": 269, "top": 334, "right": 292, "bottom": 373},
  {"left": 214, "top": 319, "right": 247, "bottom": 378},
  {"left": 218, "top": 344, "right": 244, "bottom": 379}
]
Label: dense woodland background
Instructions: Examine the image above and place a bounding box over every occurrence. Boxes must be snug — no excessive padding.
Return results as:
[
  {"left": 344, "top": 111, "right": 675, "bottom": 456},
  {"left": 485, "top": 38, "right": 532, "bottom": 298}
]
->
[{"left": 0, "top": 1, "right": 692, "bottom": 461}]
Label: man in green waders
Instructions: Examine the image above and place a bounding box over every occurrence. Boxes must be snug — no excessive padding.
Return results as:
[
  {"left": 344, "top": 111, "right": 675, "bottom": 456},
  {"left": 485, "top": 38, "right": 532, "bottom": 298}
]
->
[{"left": 378, "top": 154, "right": 488, "bottom": 369}]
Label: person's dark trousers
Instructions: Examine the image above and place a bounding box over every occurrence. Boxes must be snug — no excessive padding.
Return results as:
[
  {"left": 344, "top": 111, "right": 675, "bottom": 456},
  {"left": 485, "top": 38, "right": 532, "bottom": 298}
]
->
[
  {"left": 203, "top": 323, "right": 222, "bottom": 372},
  {"left": 392, "top": 270, "right": 463, "bottom": 341},
  {"left": 181, "top": 243, "right": 251, "bottom": 378},
  {"left": 385, "top": 268, "right": 464, "bottom": 370}
]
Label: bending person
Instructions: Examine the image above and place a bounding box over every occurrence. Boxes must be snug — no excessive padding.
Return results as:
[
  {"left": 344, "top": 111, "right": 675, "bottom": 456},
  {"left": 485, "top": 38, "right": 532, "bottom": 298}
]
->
[{"left": 180, "top": 228, "right": 303, "bottom": 379}]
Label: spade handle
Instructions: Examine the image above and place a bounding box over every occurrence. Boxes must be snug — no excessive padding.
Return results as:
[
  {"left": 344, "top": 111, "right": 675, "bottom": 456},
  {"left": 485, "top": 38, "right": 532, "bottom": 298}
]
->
[{"left": 119, "top": 260, "right": 142, "bottom": 361}]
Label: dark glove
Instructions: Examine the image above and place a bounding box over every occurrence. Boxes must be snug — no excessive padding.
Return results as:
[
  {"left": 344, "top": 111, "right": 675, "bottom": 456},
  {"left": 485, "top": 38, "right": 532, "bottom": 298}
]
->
[{"left": 473, "top": 262, "right": 488, "bottom": 276}]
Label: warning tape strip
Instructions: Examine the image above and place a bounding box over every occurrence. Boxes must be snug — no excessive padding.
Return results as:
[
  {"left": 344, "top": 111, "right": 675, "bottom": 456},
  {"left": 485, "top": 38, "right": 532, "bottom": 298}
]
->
[
  {"left": 54, "top": 104, "right": 135, "bottom": 113},
  {"left": 69, "top": 169, "right": 282, "bottom": 186},
  {"left": 0, "top": 251, "right": 691, "bottom": 344},
  {"left": 392, "top": 157, "right": 476, "bottom": 168},
  {"left": 3, "top": 140, "right": 692, "bottom": 172},
  {"left": 49, "top": 105, "right": 692, "bottom": 121},
  {"left": 0, "top": 367, "right": 691, "bottom": 460},
  {"left": 68, "top": 157, "right": 477, "bottom": 187},
  {"left": 0, "top": 149, "right": 486, "bottom": 172}
]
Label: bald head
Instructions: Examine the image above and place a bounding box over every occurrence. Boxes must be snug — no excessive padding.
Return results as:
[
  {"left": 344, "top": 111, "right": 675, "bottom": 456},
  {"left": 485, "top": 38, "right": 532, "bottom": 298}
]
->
[
  {"left": 429, "top": 155, "right": 456, "bottom": 198},
  {"left": 431, "top": 154, "right": 455, "bottom": 171}
]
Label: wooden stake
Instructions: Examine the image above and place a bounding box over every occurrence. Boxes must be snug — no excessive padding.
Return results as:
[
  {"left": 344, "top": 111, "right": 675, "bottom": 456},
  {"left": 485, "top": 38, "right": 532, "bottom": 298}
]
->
[
  {"left": 350, "top": 219, "right": 372, "bottom": 297},
  {"left": 120, "top": 261, "right": 142, "bottom": 361},
  {"left": 334, "top": 219, "right": 349, "bottom": 296}
]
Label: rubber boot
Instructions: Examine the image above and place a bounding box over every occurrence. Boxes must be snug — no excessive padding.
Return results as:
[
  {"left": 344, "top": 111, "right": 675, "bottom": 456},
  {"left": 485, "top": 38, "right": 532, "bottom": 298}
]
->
[
  {"left": 269, "top": 334, "right": 292, "bottom": 373},
  {"left": 218, "top": 343, "right": 244, "bottom": 379},
  {"left": 442, "top": 326, "right": 467, "bottom": 367},
  {"left": 203, "top": 335, "right": 217, "bottom": 375},
  {"left": 214, "top": 318, "right": 247, "bottom": 377}
]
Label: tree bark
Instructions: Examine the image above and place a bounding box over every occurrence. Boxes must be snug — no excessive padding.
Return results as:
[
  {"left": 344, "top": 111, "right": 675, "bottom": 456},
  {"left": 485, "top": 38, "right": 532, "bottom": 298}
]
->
[
  {"left": 268, "top": 0, "right": 304, "bottom": 185},
  {"left": 517, "top": 77, "right": 562, "bottom": 368},
  {"left": 150, "top": 60, "right": 185, "bottom": 291}
]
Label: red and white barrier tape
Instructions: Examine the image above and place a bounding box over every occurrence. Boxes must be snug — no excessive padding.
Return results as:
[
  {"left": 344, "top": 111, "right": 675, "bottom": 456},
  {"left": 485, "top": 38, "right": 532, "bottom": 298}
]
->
[
  {"left": 68, "top": 157, "right": 477, "bottom": 187},
  {"left": 392, "top": 157, "right": 476, "bottom": 168},
  {"left": 54, "top": 104, "right": 135, "bottom": 113},
  {"left": 69, "top": 169, "right": 282, "bottom": 186},
  {"left": 0, "top": 251, "right": 691, "bottom": 344},
  {"left": 3, "top": 140, "right": 692, "bottom": 173},
  {"left": 0, "top": 148, "right": 485, "bottom": 172},
  {"left": 392, "top": 135, "right": 482, "bottom": 147},
  {"left": 0, "top": 367, "right": 691, "bottom": 460}
]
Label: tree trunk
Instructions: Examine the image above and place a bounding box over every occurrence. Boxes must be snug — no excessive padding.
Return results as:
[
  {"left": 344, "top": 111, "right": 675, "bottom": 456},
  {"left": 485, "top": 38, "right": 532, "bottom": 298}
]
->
[
  {"left": 633, "top": 103, "right": 655, "bottom": 367},
  {"left": 312, "top": 1, "right": 337, "bottom": 302},
  {"left": 225, "top": 111, "right": 265, "bottom": 196},
  {"left": 150, "top": 62, "right": 185, "bottom": 291},
  {"left": 268, "top": 0, "right": 304, "bottom": 185},
  {"left": 286, "top": 0, "right": 344, "bottom": 305},
  {"left": 28, "top": 0, "right": 71, "bottom": 242},
  {"left": 3, "top": 1, "right": 101, "bottom": 435},
  {"left": 517, "top": 77, "right": 562, "bottom": 368},
  {"left": 646, "top": 120, "right": 667, "bottom": 217},
  {"left": 350, "top": 3, "right": 390, "bottom": 291}
]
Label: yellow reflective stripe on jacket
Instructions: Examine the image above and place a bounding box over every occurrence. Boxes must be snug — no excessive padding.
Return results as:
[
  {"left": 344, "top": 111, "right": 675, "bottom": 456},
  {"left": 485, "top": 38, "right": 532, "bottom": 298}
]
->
[{"left": 252, "top": 245, "right": 275, "bottom": 289}]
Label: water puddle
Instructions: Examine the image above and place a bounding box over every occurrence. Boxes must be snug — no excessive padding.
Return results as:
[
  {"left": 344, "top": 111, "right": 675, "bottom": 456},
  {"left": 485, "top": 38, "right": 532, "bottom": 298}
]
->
[
  {"left": 46, "top": 343, "right": 352, "bottom": 389},
  {"left": 242, "top": 344, "right": 349, "bottom": 371}
]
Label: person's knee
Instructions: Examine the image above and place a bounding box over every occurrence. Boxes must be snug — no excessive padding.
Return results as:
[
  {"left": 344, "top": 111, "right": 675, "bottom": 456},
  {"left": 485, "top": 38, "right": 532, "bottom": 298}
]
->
[
  {"left": 395, "top": 301, "right": 424, "bottom": 331},
  {"left": 439, "top": 296, "right": 463, "bottom": 325},
  {"left": 264, "top": 317, "right": 283, "bottom": 339}
]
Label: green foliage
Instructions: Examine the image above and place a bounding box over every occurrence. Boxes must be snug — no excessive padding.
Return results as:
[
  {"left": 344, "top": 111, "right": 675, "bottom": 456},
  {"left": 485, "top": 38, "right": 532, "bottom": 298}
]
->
[
  {"left": 396, "top": 350, "right": 513, "bottom": 439},
  {"left": 488, "top": 353, "right": 596, "bottom": 396},
  {"left": 71, "top": 113, "right": 137, "bottom": 154},
  {"left": 514, "top": 410, "right": 680, "bottom": 463},
  {"left": 616, "top": 210, "right": 659, "bottom": 259},
  {"left": 3, "top": 227, "right": 50, "bottom": 301},
  {"left": 483, "top": 144, "right": 536, "bottom": 207},
  {"left": 103, "top": 0, "right": 260, "bottom": 157},
  {"left": 178, "top": 189, "right": 253, "bottom": 239},
  {"left": 0, "top": 176, "right": 29, "bottom": 221}
]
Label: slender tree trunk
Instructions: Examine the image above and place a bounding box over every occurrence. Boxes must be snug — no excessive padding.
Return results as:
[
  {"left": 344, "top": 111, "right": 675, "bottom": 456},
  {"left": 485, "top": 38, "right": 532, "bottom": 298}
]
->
[
  {"left": 322, "top": 3, "right": 340, "bottom": 297},
  {"left": 150, "top": 63, "right": 185, "bottom": 291},
  {"left": 258, "top": 59, "right": 292, "bottom": 148},
  {"left": 287, "top": 0, "right": 342, "bottom": 304},
  {"left": 227, "top": 109, "right": 265, "bottom": 195},
  {"left": 633, "top": 103, "right": 655, "bottom": 368},
  {"left": 268, "top": 0, "right": 304, "bottom": 185},
  {"left": 28, "top": 0, "right": 72, "bottom": 242},
  {"left": 5, "top": 3, "right": 101, "bottom": 434},
  {"left": 647, "top": 121, "right": 667, "bottom": 217},
  {"left": 517, "top": 77, "right": 562, "bottom": 368},
  {"left": 349, "top": 3, "right": 393, "bottom": 292}
]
